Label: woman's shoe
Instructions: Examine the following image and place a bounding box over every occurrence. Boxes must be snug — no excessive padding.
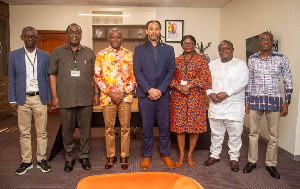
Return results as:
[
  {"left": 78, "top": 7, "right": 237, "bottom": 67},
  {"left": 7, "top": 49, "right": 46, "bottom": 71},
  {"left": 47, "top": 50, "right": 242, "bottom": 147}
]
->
[
  {"left": 187, "top": 157, "right": 195, "bottom": 167},
  {"left": 175, "top": 157, "right": 186, "bottom": 167},
  {"left": 187, "top": 161, "right": 195, "bottom": 167}
]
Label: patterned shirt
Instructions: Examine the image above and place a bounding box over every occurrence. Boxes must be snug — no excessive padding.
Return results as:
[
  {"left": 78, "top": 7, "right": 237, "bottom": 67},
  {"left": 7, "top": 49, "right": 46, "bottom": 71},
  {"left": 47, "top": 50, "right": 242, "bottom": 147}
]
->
[
  {"left": 245, "top": 51, "right": 293, "bottom": 111},
  {"left": 95, "top": 45, "right": 136, "bottom": 106}
]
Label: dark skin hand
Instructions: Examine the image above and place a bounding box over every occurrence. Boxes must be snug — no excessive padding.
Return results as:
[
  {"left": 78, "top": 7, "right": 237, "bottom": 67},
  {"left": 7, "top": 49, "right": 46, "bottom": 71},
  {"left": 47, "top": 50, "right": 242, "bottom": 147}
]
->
[
  {"left": 280, "top": 102, "right": 289, "bottom": 117},
  {"left": 174, "top": 84, "right": 190, "bottom": 96},
  {"left": 208, "top": 93, "right": 219, "bottom": 103},
  {"left": 108, "top": 92, "right": 124, "bottom": 104},
  {"left": 10, "top": 103, "right": 18, "bottom": 113},
  {"left": 245, "top": 103, "right": 250, "bottom": 114},
  {"left": 217, "top": 92, "right": 229, "bottom": 102},
  {"left": 47, "top": 100, "right": 52, "bottom": 110},
  {"left": 94, "top": 95, "right": 100, "bottom": 106}
]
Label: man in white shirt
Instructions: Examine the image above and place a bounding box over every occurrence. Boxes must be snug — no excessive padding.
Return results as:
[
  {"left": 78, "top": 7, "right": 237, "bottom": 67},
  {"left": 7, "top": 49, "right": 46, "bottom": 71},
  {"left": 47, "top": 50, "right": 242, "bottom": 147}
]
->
[
  {"left": 204, "top": 40, "right": 249, "bottom": 172},
  {"left": 8, "top": 26, "right": 52, "bottom": 175}
]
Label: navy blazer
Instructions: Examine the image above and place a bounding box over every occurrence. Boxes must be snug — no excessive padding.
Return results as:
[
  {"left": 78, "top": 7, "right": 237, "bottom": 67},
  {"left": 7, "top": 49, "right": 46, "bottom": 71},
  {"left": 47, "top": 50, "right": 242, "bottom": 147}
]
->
[
  {"left": 133, "top": 42, "right": 175, "bottom": 98},
  {"left": 8, "top": 48, "right": 52, "bottom": 105}
]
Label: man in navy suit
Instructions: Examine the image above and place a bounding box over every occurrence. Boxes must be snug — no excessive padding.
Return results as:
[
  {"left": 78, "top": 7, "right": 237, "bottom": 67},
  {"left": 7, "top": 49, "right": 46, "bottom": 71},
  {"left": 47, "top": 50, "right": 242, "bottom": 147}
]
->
[
  {"left": 133, "top": 20, "right": 175, "bottom": 170},
  {"left": 8, "top": 26, "right": 52, "bottom": 175}
]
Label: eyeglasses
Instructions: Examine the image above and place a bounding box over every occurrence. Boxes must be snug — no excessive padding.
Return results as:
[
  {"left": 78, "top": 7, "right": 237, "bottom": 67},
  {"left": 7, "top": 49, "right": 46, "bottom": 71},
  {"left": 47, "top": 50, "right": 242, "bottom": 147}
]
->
[
  {"left": 68, "top": 31, "right": 82, "bottom": 36},
  {"left": 24, "top": 35, "right": 38, "bottom": 40},
  {"left": 182, "top": 42, "right": 194, "bottom": 46},
  {"left": 260, "top": 38, "right": 273, "bottom": 42},
  {"left": 218, "top": 47, "right": 232, "bottom": 51}
]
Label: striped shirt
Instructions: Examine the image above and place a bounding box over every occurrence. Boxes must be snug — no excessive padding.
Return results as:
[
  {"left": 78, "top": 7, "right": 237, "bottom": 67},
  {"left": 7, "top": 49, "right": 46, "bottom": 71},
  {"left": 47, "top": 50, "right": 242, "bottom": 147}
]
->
[{"left": 245, "top": 51, "right": 293, "bottom": 111}]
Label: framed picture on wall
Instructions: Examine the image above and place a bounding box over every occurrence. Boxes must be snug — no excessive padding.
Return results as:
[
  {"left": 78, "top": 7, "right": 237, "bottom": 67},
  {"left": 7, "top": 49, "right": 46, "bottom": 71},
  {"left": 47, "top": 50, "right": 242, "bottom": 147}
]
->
[{"left": 165, "top": 20, "right": 184, "bottom": 43}]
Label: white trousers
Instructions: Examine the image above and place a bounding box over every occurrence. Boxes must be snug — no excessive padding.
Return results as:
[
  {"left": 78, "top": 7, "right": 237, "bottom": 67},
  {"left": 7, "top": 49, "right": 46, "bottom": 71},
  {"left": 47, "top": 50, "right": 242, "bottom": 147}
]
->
[{"left": 209, "top": 118, "right": 243, "bottom": 161}]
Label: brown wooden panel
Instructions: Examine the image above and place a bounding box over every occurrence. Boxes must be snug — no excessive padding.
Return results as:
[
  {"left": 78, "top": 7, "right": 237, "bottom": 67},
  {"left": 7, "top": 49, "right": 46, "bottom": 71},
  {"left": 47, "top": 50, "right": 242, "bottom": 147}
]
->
[
  {"left": 37, "top": 31, "right": 67, "bottom": 54},
  {"left": 130, "top": 26, "right": 146, "bottom": 39},
  {"left": 0, "top": 1, "right": 9, "bottom": 17}
]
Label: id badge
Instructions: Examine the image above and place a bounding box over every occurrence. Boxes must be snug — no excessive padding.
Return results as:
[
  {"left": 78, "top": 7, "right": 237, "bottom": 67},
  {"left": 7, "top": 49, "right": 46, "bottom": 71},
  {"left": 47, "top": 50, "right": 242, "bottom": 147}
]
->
[
  {"left": 181, "top": 80, "right": 187, "bottom": 85},
  {"left": 30, "top": 79, "right": 38, "bottom": 86},
  {"left": 71, "top": 70, "right": 80, "bottom": 77}
]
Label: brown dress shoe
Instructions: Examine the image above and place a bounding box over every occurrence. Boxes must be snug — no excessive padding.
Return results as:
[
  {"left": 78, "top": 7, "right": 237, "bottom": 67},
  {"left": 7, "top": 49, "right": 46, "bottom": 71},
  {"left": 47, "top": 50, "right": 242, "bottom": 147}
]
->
[
  {"left": 230, "top": 160, "right": 239, "bottom": 172},
  {"left": 204, "top": 157, "right": 220, "bottom": 166},
  {"left": 105, "top": 156, "right": 117, "bottom": 169},
  {"left": 141, "top": 158, "right": 151, "bottom": 171},
  {"left": 120, "top": 157, "right": 129, "bottom": 170},
  {"left": 161, "top": 157, "right": 175, "bottom": 169}
]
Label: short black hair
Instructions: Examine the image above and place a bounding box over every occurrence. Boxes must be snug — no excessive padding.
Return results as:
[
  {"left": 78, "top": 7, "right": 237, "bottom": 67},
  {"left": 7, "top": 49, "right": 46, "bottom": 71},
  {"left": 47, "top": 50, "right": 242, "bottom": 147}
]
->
[
  {"left": 22, "top": 26, "right": 37, "bottom": 35},
  {"left": 219, "top": 40, "right": 234, "bottom": 49},
  {"left": 259, "top": 31, "right": 273, "bottom": 40},
  {"left": 66, "top": 23, "right": 82, "bottom": 33},
  {"left": 181, "top": 35, "right": 196, "bottom": 46}
]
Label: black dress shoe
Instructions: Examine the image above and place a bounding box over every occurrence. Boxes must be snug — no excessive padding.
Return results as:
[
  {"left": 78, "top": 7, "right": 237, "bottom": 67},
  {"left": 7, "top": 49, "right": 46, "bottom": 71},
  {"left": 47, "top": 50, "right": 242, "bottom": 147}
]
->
[
  {"left": 64, "top": 160, "right": 75, "bottom": 172},
  {"left": 266, "top": 166, "right": 280, "bottom": 179},
  {"left": 230, "top": 160, "right": 239, "bottom": 172},
  {"left": 120, "top": 157, "right": 129, "bottom": 170},
  {"left": 105, "top": 156, "right": 117, "bottom": 169},
  {"left": 243, "top": 162, "right": 256, "bottom": 173},
  {"left": 80, "top": 158, "right": 91, "bottom": 170}
]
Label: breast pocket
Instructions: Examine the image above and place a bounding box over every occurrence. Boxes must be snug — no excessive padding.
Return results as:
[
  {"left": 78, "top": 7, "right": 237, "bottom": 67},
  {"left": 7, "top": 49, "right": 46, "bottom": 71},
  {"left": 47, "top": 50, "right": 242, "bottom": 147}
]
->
[
  {"left": 83, "top": 59, "right": 93, "bottom": 73},
  {"left": 58, "top": 61, "right": 68, "bottom": 72}
]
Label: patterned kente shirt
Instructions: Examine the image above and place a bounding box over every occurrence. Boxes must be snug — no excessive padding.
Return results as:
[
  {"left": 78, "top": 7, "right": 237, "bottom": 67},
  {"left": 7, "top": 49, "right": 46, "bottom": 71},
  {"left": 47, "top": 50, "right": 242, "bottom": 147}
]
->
[
  {"left": 95, "top": 46, "right": 136, "bottom": 106},
  {"left": 245, "top": 51, "right": 293, "bottom": 111}
]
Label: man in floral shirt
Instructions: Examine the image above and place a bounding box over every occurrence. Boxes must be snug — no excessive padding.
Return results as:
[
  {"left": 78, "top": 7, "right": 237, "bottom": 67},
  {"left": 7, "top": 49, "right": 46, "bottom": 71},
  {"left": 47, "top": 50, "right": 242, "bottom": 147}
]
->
[
  {"left": 94, "top": 28, "right": 136, "bottom": 170},
  {"left": 243, "top": 32, "right": 293, "bottom": 179}
]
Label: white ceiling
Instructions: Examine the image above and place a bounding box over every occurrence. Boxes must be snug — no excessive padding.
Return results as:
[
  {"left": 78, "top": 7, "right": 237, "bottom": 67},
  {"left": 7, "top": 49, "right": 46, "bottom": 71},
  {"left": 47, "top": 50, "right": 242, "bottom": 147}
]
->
[{"left": 1, "top": 0, "right": 232, "bottom": 8}]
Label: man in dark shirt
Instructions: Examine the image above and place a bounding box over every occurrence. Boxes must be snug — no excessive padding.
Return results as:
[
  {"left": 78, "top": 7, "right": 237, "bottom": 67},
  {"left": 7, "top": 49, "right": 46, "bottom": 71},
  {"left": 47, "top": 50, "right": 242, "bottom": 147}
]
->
[{"left": 48, "top": 23, "right": 99, "bottom": 172}]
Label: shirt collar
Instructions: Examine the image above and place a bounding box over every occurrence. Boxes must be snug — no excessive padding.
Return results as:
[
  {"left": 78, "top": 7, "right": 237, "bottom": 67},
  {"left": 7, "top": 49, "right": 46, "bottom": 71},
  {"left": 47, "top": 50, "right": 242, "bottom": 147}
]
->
[
  {"left": 258, "top": 50, "right": 273, "bottom": 60},
  {"left": 108, "top": 45, "right": 124, "bottom": 52},
  {"left": 148, "top": 40, "right": 161, "bottom": 47},
  {"left": 66, "top": 44, "right": 83, "bottom": 51},
  {"left": 24, "top": 46, "right": 37, "bottom": 54}
]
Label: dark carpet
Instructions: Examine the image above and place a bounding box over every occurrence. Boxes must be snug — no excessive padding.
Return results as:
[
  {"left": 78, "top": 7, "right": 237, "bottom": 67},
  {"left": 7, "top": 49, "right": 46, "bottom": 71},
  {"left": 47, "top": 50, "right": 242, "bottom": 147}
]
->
[{"left": 0, "top": 113, "right": 300, "bottom": 189}]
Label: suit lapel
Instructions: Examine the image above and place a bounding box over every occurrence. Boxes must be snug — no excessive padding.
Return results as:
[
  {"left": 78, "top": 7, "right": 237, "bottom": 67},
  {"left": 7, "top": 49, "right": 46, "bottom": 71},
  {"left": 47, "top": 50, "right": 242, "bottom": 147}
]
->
[
  {"left": 36, "top": 48, "right": 42, "bottom": 76},
  {"left": 156, "top": 44, "right": 162, "bottom": 65},
  {"left": 19, "top": 48, "right": 26, "bottom": 74}
]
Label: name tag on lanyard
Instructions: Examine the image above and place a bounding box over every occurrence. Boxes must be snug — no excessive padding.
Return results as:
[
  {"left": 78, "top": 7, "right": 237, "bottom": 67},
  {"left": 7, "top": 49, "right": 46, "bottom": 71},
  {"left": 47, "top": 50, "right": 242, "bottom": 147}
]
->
[{"left": 71, "top": 70, "right": 80, "bottom": 77}]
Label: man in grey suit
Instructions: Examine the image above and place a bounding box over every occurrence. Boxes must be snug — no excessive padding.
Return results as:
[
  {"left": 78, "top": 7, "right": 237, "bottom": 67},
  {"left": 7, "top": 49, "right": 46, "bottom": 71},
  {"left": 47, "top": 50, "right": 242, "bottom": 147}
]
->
[{"left": 8, "top": 26, "right": 52, "bottom": 175}]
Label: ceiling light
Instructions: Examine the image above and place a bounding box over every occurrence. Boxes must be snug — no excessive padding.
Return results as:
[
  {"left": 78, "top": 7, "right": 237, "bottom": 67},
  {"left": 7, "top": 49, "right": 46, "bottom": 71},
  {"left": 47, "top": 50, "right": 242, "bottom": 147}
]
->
[{"left": 78, "top": 13, "right": 130, "bottom": 17}]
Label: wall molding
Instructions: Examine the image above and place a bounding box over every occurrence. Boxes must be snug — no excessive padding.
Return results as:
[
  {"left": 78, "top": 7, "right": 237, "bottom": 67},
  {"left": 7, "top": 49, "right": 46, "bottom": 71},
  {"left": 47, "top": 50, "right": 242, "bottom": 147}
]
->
[{"left": 243, "top": 126, "right": 300, "bottom": 161}]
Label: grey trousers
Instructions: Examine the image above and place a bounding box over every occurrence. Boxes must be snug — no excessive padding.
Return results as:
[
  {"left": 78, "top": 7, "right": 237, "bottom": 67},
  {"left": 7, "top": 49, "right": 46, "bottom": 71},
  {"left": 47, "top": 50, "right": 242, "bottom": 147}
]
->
[{"left": 60, "top": 106, "right": 93, "bottom": 161}]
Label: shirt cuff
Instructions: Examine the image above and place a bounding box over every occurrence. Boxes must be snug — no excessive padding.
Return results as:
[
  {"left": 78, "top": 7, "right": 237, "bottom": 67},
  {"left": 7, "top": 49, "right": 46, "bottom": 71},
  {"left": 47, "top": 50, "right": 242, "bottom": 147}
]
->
[
  {"left": 225, "top": 88, "right": 234, "bottom": 97},
  {"left": 206, "top": 89, "right": 212, "bottom": 96}
]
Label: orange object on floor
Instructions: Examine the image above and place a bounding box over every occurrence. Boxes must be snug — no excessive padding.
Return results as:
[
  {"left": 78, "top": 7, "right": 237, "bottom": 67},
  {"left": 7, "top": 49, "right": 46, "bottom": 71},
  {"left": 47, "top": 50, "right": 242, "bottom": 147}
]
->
[{"left": 76, "top": 172, "right": 203, "bottom": 189}]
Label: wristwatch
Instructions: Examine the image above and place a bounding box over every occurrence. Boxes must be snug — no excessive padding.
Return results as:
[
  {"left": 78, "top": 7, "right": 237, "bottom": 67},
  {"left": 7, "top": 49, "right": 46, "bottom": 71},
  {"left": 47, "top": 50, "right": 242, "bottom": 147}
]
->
[{"left": 94, "top": 92, "right": 100, "bottom": 95}]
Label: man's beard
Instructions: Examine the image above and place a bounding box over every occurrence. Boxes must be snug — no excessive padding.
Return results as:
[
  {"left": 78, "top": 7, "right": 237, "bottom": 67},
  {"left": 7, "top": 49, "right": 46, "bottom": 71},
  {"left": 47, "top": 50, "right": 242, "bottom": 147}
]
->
[{"left": 149, "top": 34, "right": 159, "bottom": 41}]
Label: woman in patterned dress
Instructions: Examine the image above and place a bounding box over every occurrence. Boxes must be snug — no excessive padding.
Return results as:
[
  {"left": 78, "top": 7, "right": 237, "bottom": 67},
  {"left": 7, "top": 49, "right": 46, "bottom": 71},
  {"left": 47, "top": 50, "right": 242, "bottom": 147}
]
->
[{"left": 170, "top": 35, "right": 212, "bottom": 167}]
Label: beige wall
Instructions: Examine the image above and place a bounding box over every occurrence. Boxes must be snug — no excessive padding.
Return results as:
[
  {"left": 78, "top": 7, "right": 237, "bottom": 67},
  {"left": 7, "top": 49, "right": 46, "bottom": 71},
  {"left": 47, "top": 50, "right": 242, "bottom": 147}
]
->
[
  {"left": 157, "top": 7, "right": 220, "bottom": 58},
  {"left": 9, "top": 5, "right": 156, "bottom": 51},
  {"left": 10, "top": 5, "right": 220, "bottom": 59},
  {"left": 220, "top": 0, "right": 300, "bottom": 156}
]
